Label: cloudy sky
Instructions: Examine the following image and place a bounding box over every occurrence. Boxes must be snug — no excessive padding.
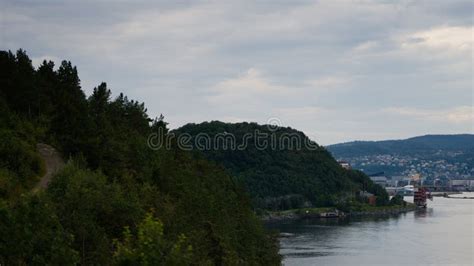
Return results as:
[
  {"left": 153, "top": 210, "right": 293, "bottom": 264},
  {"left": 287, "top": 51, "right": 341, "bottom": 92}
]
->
[{"left": 1, "top": 0, "right": 472, "bottom": 144}]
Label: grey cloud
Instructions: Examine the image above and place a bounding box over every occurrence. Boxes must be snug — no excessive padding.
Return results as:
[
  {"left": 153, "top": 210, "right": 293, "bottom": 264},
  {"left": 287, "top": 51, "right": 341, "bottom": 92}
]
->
[{"left": 1, "top": 0, "right": 472, "bottom": 144}]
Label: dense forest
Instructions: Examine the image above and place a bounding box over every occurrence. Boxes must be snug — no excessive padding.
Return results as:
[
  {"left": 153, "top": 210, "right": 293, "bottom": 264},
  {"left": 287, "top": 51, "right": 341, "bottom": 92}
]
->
[
  {"left": 175, "top": 121, "right": 390, "bottom": 210},
  {"left": 0, "top": 50, "right": 280, "bottom": 265}
]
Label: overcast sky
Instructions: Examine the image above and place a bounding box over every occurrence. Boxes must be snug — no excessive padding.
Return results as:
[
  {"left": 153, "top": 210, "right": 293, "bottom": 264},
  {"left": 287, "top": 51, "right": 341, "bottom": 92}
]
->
[{"left": 1, "top": 0, "right": 472, "bottom": 145}]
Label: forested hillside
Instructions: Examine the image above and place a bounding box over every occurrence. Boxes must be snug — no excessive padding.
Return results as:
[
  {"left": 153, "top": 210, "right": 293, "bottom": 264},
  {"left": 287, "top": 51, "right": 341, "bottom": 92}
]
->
[
  {"left": 175, "top": 121, "right": 389, "bottom": 210},
  {"left": 0, "top": 50, "right": 280, "bottom": 265}
]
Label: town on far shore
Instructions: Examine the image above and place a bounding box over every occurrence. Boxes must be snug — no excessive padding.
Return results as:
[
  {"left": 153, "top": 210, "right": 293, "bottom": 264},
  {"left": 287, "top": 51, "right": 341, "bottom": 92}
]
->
[{"left": 338, "top": 160, "right": 474, "bottom": 196}]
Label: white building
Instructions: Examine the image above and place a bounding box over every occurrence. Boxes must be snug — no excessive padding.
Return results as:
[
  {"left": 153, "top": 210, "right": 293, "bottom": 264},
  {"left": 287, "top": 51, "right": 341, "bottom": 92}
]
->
[
  {"left": 338, "top": 161, "right": 351, "bottom": 170},
  {"left": 449, "top": 179, "right": 474, "bottom": 190}
]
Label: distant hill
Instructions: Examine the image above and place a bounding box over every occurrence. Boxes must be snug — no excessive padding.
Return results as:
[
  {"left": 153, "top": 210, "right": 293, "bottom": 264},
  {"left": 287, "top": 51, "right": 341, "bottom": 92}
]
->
[
  {"left": 327, "top": 134, "right": 474, "bottom": 178},
  {"left": 327, "top": 134, "right": 474, "bottom": 157},
  {"left": 175, "top": 121, "right": 389, "bottom": 209}
]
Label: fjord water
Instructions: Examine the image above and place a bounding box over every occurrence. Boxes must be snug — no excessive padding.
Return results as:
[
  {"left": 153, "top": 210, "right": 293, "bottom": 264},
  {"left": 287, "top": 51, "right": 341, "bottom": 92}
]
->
[{"left": 270, "top": 193, "right": 474, "bottom": 266}]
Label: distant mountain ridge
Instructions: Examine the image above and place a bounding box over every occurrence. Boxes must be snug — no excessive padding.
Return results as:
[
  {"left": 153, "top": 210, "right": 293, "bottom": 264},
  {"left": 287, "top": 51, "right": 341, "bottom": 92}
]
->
[
  {"left": 327, "top": 134, "right": 474, "bottom": 178},
  {"left": 328, "top": 134, "right": 474, "bottom": 157}
]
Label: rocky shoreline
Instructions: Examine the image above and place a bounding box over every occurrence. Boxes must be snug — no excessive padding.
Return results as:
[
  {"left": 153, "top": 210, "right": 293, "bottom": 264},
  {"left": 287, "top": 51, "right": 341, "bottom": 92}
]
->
[
  {"left": 349, "top": 205, "right": 416, "bottom": 217},
  {"left": 261, "top": 205, "right": 416, "bottom": 222}
]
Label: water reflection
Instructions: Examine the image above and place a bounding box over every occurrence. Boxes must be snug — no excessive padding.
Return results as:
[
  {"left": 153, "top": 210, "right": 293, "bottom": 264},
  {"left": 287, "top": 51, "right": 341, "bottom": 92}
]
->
[
  {"left": 414, "top": 207, "right": 434, "bottom": 218},
  {"left": 269, "top": 193, "right": 474, "bottom": 266}
]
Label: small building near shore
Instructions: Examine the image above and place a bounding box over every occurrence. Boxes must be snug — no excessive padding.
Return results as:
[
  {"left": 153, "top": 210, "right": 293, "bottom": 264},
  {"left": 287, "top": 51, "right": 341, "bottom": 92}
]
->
[
  {"left": 358, "top": 191, "right": 377, "bottom": 206},
  {"left": 367, "top": 195, "right": 377, "bottom": 206},
  {"left": 338, "top": 161, "right": 351, "bottom": 170},
  {"left": 449, "top": 179, "right": 474, "bottom": 191}
]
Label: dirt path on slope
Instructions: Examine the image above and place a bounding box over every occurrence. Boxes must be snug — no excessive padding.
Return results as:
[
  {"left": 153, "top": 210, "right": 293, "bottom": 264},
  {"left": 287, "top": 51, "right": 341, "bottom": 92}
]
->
[{"left": 34, "top": 143, "right": 64, "bottom": 191}]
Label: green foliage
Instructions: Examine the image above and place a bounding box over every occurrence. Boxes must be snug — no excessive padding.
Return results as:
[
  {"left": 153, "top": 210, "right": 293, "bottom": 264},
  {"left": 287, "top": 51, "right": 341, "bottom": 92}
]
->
[
  {"left": 0, "top": 49, "right": 281, "bottom": 265},
  {"left": 147, "top": 151, "right": 281, "bottom": 264},
  {"left": 0, "top": 130, "right": 43, "bottom": 182},
  {"left": 0, "top": 50, "right": 36, "bottom": 118},
  {"left": 254, "top": 194, "right": 308, "bottom": 211},
  {"left": 390, "top": 194, "right": 405, "bottom": 206},
  {"left": 48, "top": 61, "right": 92, "bottom": 156},
  {"left": 84, "top": 84, "right": 152, "bottom": 177},
  {"left": 176, "top": 121, "right": 388, "bottom": 209},
  {"left": 46, "top": 162, "right": 144, "bottom": 264},
  {"left": 0, "top": 194, "right": 79, "bottom": 265},
  {"left": 114, "top": 213, "right": 192, "bottom": 265},
  {"left": 0, "top": 104, "right": 45, "bottom": 198}
]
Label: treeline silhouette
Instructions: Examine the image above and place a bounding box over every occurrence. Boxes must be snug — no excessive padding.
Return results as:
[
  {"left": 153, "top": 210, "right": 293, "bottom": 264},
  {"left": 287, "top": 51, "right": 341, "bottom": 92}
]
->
[{"left": 0, "top": 50, "right": 280, "bottom": 265}]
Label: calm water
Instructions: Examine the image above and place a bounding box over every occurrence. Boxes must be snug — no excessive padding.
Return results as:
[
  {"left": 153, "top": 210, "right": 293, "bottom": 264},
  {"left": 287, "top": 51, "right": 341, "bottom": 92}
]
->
[{"left": 268, "top": 193, "right": 474, "bottom": 266}]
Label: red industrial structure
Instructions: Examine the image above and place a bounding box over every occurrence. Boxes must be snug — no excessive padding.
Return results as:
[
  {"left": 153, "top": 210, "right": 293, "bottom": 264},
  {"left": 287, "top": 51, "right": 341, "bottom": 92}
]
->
[{"left": 414, "top": 187, "right": 432, "bottom": 208}]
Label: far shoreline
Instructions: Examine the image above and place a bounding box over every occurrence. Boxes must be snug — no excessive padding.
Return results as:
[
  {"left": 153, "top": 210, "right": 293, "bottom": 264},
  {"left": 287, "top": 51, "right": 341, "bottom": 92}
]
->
[{"left": 260, "top": 204, "right": 417, "bottom": 223}]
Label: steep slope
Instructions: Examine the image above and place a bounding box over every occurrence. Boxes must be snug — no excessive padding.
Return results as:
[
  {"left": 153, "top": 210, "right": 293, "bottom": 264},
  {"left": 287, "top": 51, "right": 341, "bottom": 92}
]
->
[
  {"left": 34, "top": 143, "right": 64, "bottom": 191},
  {"left": 0, "top": 49, "right": 281, "bottom": 265}
]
